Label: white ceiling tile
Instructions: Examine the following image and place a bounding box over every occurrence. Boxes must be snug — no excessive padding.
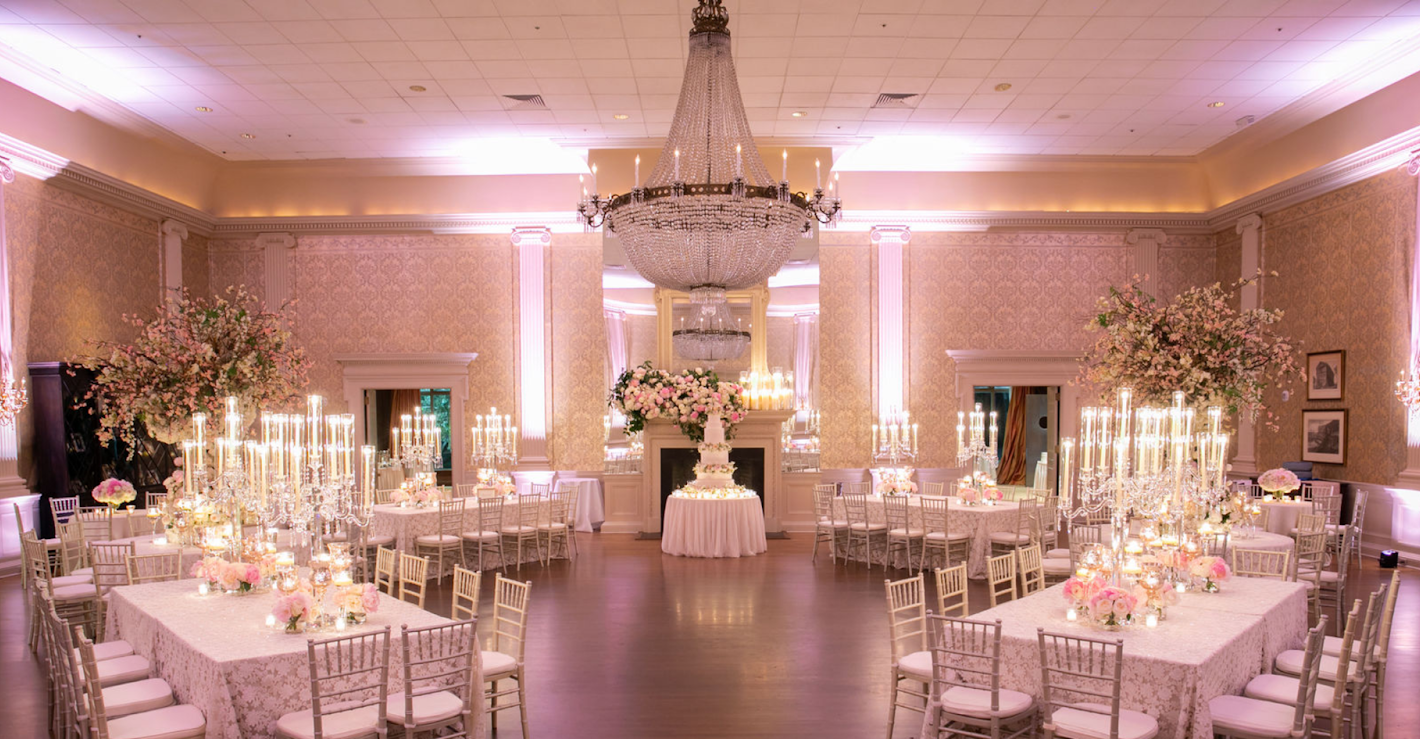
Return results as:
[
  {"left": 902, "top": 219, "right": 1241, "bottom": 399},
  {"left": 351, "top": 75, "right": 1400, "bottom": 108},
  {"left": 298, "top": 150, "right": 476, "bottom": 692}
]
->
[
  {"left": 897, "top": 37, "right": 959, "bottom": 57},
  {"left": 272, "top": 63, "right": 334, "bottom": 82},
  {"left": 409, "top": 40, "right": 469, "bottom": 59},
  {"left": 302, "top": 41, "right": 365, "bottom": 61},
  {"left": 307, "top": 0, "right": 382, "bottom": 20},
  {"left": 185, "top": 1, "right": 263, "bottom": 23},
  {"left": 244, "top": 44, "right": 313, "bottom": 64},
  {"left": 445, "top": 16, "right": 507, "bottom": 38},
  {"left": 1185, "top": 16, "right": 1264, "bottom": 39},
  {"left": 951, "top": 38, "right": 1012, "bottom": 57},
  {"left": 370, "top": 0, "right": 440, "bottom": 17},
  {"left": 388, "top": 17, "right": 454, "bottom": 39},
  {"left": 243, "top": 0, "right": 325, "bottom": 21},
  {"left": 907, "top": 13, "right": 972, "bottom": 36},
  {"left": 330, "top": 18, "right": 398, "bottom": 41},
  {"left": 188, "top": 44, "right": 260, "bottom": 65},
  {"left": 963, "top": 15, "right": 1031, "bottom": 37},
  {"left": 154, "top": 22, "right": 231, "bottom": 45}
]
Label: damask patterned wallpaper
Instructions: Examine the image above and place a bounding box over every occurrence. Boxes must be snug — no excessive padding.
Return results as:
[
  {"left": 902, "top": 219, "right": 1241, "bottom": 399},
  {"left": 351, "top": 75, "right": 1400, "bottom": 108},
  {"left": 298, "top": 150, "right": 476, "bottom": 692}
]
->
[
  {"left": 1255, "top": 170, "right": 1417, "bottom": 484},
  {"left": 819, "top": 235, "right": 874, "bottom": 469},
  {"left": 549, "top": 233, "right": 607, "bottom": 472},
  {"left": 182, "top": 232, "right": 209, "bottom": 300},
  {"left": 4, "top": 175, "right": 161, "bottom": 482}
]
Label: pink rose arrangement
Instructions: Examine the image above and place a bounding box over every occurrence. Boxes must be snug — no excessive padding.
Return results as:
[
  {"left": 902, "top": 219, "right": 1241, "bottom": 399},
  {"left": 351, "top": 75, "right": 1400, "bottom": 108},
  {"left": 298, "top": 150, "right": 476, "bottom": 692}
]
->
[
  {"left": 1088, "top": 586, "right": 1138, "bottom": 627},
  {"left": 1189, "top": 555, "right": 1231, "bottom": 592},
  {"left": 92, "top": 478, "right": 137, "bottom": 508},
  {"left": 340, "top": 583, "right": 380, "bottom": 623},
  {"left": 1258, "top": 468, "right": 1300, "bottom": 499},
  {"left": 982, "top": 485, "right": 1003, "bottom": 502},
  {"left": 273, "top": 591, "right": 315, "bottom": 633},
  {"left": 876, "top": 471, "right": 918, "bottom": 495},
  {"left": 1062, "top": 575, "right": 1103, "bottom": 608},
  {"left": 493, "top": 475, "right": 516, "bottom": 496},
  {"left": 191, "top": 557, "right": 263, "bottom": 593},
  {"left": 957, "top": 482, "right": 980, "bottom": 504}
]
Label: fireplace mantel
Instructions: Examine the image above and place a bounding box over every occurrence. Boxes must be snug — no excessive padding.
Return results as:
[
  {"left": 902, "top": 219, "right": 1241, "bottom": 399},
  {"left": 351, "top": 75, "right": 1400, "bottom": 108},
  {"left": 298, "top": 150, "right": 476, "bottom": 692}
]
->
[{"left": 639, "top": 410, "right": 794, "bottom": 536}]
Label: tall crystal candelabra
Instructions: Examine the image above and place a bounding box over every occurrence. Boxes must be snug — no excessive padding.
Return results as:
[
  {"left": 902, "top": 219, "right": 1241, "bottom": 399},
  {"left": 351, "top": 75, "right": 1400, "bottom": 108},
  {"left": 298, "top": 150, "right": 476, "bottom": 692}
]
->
[
  {"left": 872, "top": 408, "right": 918, "bottom": 468},
  {"left": 1058, "top": 389, "right": 1230, "bottom": 587},
  {"left": 391, "top": 407, "right": 441, "bottom": 473},
  {"left": 471, "top": 407, "right": 518, "bottom": 480},
  {"left": 956, "top": 403, "right": 999, "bottom": 482}
]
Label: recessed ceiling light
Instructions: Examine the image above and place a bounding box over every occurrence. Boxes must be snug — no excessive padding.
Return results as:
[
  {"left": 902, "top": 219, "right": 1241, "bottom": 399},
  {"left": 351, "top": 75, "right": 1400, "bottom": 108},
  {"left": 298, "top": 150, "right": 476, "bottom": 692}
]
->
[
  {"left": 791, "top": 111, "right": 806, "bottom": 117},
  {"left": 1056, "top": 113, "right": 1071, "bottom": 120},
  {"left": 994, "top": 82, "right": 1012, "bottom": 92},
  {"left": 1208, "top": 101, "right": 1226, "bottom": 108},
  {"left": 408, "top": 85, "right": 426, "bottom": 92},
  {"left": 240, "top": 133, "right": 255, "bottom": 139},
  {"left": 613, "top": 113, "right": 629, "bottom": 120},
  {"left": 347, "top": 117, "right": 366, "bottom": 125},
  {"left": 194, "top": 106, "right": 212, "bottom": 112}
]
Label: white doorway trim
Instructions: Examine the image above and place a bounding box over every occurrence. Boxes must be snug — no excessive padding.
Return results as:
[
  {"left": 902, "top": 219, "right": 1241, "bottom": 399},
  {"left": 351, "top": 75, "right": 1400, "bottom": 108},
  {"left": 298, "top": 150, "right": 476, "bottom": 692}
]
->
[{"left": 334, "top": 353, "right": 477, "bottom": 485}]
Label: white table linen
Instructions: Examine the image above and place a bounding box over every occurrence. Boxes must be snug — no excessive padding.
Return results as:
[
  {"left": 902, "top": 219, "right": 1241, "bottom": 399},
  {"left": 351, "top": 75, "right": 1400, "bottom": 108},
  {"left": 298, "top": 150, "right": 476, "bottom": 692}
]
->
[
  {"left": 105, "top": 578, "right": 480, "bottom": 739},
  {"left": 371, "top": 498, "right": 546, "bottom": 574},
  {"left": 1227, "top": 529, "right": 1295, "bottom": 553},
  {"left": 109, "top": 534, "right": 205, "bottom": 576},
  {"left": 830, "top": 495, "right": 1020, "bottom": 578},
  {"left": 376, "top": 467, "right": 405, "bottom": 490},
  {"left": 554, "top": 477, "right": 605, "bottom": 533},
  {"left": 919, "top": 577, "right": 1308, "bottom": 739},
  {"left": 1258, "top": 499, "right": 1313, "bottom": 535},
  {"left": 661, "top": 496, "right": 767, "bottom": 558}
]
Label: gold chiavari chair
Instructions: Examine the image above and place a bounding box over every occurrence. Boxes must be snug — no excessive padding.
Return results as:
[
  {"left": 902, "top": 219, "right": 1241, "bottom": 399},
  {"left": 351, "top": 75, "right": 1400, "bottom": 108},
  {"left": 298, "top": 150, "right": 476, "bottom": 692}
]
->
[
  {"left": 451, "top": 565, "right": 481, "bottom": 622},
  {"left": 934, "top": 563, "right": 969, "bottom": 618}
]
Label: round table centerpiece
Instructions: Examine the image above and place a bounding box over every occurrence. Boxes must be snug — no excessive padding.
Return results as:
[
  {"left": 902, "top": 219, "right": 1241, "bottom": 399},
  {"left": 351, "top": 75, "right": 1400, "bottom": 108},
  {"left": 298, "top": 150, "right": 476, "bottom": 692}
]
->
[
  {"left": 1258, "top": 468, "right": 1301, "bottom": 502},
  {"left": 92, "top": 477, "right": 137, "bottom": 511},
  {"left": 1189, "top": 555, "right": 1231, "bottom": 593}
]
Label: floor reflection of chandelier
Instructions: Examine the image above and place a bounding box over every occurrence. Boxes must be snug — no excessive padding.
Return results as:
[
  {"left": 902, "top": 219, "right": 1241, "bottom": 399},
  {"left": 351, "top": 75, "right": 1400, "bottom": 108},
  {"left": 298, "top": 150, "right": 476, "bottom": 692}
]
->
[
  {"left": 577, "top": 0, "right": 841, "bottom": 314},
  {"left": 673, "top": 291, "right": 750, "bottom": 362}
]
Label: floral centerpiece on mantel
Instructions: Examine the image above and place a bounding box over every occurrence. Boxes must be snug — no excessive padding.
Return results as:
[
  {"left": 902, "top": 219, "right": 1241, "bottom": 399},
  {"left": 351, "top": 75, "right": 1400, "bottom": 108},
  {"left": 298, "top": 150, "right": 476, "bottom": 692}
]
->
[
  {"left": 1078, "top": 274, "right": 1301, "bottom": 430},
  {"left": 74, "top": 286, "right": 312, "bottom": 450},
  {"left": 609, "top": 361, "right": 748, "bottom": 442}
]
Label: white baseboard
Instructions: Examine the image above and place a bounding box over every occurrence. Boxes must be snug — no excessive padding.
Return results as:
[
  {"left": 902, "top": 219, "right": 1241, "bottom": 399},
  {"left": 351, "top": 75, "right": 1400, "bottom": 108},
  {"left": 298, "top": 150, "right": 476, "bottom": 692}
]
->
[{"left": 1359, "top": 541, "right": 1420, "bottom": 569}]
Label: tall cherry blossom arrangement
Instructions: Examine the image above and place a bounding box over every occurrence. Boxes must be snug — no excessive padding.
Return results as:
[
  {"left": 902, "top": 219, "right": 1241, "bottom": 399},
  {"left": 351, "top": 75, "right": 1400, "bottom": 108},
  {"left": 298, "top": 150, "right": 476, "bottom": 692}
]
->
[
  {"left": 1078, "top": 275, "right": 1301, "bottom": 430},
  {"left": 75, "top": 286, "right": 312, "bottom": 449},
  {"left": 610, "top": 361, "right": 748, "bottom": 442}
]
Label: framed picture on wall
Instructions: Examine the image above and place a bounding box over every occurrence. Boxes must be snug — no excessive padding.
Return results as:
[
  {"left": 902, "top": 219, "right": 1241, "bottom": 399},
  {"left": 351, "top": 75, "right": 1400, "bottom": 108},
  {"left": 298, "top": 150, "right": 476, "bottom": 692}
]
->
[
  {"left": 1302, "top": 409, "right": 1347, "bottom": 465},
  {"left": 1306, "top": 350, "right": 1345, "bottom": 401}
]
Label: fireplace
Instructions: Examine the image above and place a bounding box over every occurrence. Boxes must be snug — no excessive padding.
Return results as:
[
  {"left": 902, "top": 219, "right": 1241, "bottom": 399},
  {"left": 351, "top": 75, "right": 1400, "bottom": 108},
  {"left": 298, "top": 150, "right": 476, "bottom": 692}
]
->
[{"left": 659, "top": 447, "right": 766, "bottom": 519}]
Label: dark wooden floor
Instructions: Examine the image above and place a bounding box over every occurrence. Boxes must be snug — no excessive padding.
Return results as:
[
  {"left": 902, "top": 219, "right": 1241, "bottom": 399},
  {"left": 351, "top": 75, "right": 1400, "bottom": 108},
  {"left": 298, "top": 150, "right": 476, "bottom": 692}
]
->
[{"left": 3, "top": 535, "right": 1416, "bottom": 739}]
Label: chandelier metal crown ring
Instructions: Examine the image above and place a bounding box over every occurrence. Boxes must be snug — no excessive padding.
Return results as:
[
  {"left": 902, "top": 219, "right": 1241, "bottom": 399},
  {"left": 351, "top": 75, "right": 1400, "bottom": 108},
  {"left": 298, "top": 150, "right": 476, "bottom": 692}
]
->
[{"left": 578, "top": 0, "right": 842, "bottom": 304}]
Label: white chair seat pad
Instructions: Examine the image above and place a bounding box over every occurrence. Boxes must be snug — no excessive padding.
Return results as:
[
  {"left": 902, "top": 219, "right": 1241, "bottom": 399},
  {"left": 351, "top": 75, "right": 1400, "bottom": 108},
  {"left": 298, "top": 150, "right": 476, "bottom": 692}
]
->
[
  {"left": 500, "top": 526, "right": 537, "bottom": 535},
  {"left": 536, "top": 522, "right": 568, "bottom": 531},
  {"left": 1274, "top": 649, "right": 1358, "bottom": 682},
  {"left": 78, "top": 639, "right": 135, "bottom": 662},
  {"left": 70, "top": 567, "right": 94, "bottom": 576},
  {"left": 387, "top": 690, "right": 465, "bottom": 726},
  {"left": 91, "top": 654, "right": 152, "bottom": 687},
  {"left": 52, "top": 583, "right": 97, "bottom": 600},
  {"left": 817, "top": 518, "right": 849, "bottom": 528},
  {"left": 897, "top": 650, "right": 932, "bottom": 680},
  {"left": 460, "top": 530, "right": 499, "bottom": 542},
  {"left": 989, "top": 532, "right": 1030, "bottom": 545},
  {"left": 106, "top": 703, "right": 205, "bottom": 739},
  {"left": 850, "top": 522, "right": 887, "bottom": 531},
  {"left": 1208, "top": 694, "right": 1296, "bottom": 737},
  {"left": 1045, "top": 548, "right": 1070, "bottom": 559},
  {"left": 1321, "top": 635, "right": 1378, "bottom": 660},
  {"left": 364, "top": 535, "right": 396, "bottom": 547},
  {"left": 414, "top": 534, "right": 460, "bottom": 546},
  {"left": 482, "top": 650, "right": 520, "bottom": 679},
  {"left": 1052, "top": 703, "right": 1159, "bottom": 739},
  {"left": 1244, "top": 673, "right": 1334, "bottom": 711},
  {"left": 53, "top": 574, "right": 93, "bottom": 587},
  {"left": 926, "top": 531, "right": 970, "bottom": 542},
  {"left": 276, "top": 704, "right": 381, "bottom": 739},
  {"left": 1042, "top": 558, "right": 1073, "bottom": 575},
  {"left": 889, "top": 528, "right": 925, "bottom": 538},
  {"left": 940, "top": 686, "right": 1034, "bottom": 719},
  {"left": 102, "top": 678, "right": 175, "bottom": 718},
  {"left": 1294, "top": 568, "right": 1340, "bottom": 583}
]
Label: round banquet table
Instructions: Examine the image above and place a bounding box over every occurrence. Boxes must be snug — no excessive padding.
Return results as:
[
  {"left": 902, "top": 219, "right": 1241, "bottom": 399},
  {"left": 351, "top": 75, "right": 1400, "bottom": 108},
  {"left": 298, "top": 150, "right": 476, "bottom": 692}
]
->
[
  {"left": 830, "top": 495, "right": 1021, "bottom": 578},
  {"left": 661, "top": 495, "right": 767, "bottom": 558},
  {"left": 1228, "top": 529, "right": 1295, "bottom": 553},
  {"left": 111, "top": 533, "right": 205, "bottom": 576},
  {"left": 1258, "top": 499, "right": 1313, "bottom": 535}
]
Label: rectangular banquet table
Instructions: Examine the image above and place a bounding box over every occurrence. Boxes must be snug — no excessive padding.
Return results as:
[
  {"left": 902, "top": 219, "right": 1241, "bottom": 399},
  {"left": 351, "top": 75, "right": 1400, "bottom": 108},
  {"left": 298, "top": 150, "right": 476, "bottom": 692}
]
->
[
  {"left": 105, "top": 578, "right": 480, "bottom": 739},
  {"left": 372, "top": 496, "right": 551, "bottom": 575},
  {"left": 829, "top": 495, "right": 1022, "bottom": 578},
  {"left": 920, "top": 577, "right": 1308, "bottom": 739}
]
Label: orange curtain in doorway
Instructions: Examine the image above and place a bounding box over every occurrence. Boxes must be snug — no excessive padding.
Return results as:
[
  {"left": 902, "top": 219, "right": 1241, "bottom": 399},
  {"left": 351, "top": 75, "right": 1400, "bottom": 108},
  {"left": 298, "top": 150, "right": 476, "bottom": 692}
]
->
[
  {"left": 391, "top": 389, "right": 423, "bottom": 420},
  {"left": 995, "top": 387, "right": 1031, "bottom": 485}
]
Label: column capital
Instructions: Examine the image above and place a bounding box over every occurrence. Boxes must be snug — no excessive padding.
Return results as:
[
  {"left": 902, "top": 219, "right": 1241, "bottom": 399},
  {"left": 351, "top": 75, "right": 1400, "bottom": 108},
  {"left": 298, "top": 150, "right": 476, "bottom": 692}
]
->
[
  {"left": 256, "top": 232, "right": 296, "bottom": 249},
  {"left": 870, "top": 225, "right": 911, "bottom": 244},
  {"left": 1235, "top": 213, "right": 1263, "bottom": 234},
  {"left": 161, "top": 219, "right": 189, "bottom": 241},
  {"left": 510, "top": 226, "right": 551, "bottom": 246},
  {"left": 1125, "top": 228, "right": 1167, "bottom": 245},
  {"left": 0, "top": 157, "right": 13, "bottom": 185},
  {"left": 1405, "top": 149, "right": 1420, "bottom": 176}
]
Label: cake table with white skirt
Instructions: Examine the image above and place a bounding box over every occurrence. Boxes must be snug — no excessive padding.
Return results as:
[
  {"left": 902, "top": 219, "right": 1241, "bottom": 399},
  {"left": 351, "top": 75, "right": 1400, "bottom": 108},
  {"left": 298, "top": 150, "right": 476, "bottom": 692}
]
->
[{"left": 660, "top": 414, "right": 768, "bottom": 558}]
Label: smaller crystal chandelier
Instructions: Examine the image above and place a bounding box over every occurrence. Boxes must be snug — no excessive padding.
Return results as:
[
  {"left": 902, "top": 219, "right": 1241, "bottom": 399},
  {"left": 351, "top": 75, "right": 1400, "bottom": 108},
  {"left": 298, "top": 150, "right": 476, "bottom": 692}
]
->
[
  {"left": 672, "top": 288, "right": 750, "bottom": 363},
  {"left": 1397, "top": 363, "right": 1420, "bottom": 413}
]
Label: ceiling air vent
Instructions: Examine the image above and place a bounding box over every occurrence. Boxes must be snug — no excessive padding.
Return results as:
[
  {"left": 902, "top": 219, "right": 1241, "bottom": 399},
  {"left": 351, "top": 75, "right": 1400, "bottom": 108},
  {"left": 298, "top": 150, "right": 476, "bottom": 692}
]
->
[
  {"left": 503, "top": 94, "right": 548, "bottom": 110},
  {"left": 872, "top": 93, "right": 919, "bottom": 109}
]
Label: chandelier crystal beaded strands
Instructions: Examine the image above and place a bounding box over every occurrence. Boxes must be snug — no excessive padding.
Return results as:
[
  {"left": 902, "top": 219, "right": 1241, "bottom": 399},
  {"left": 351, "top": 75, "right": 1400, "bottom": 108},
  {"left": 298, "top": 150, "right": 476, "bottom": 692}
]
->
[{"left": 577, "top": 0, "right": 842, "bottom": 362}]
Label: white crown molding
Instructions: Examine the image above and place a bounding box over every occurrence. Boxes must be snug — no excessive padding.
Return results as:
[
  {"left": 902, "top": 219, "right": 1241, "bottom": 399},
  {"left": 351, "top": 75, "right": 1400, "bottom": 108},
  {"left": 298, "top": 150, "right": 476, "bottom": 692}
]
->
[
  {"left": 838, "top": 210, "right": 1213, "bottom": 233},
  {"left": 210, "top": 212, "right": 584, "bottom": 237}
]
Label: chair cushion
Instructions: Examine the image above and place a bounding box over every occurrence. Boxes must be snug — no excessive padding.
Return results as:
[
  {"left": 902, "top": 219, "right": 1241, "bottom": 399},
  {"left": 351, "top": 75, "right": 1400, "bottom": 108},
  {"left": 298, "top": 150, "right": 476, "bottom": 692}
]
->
[
  {"left": 52, "top": 583, "right": 97, "bottom": 600},
  {"left": 1274, "top": 650, "right": 1359, "bottom": 683},
  {"left": 1042, "top": 558, "right": 1073, "bottom": 575},
  {"left": 102, "top": 678, "right": 175, "bottom": 718},
  {"left": 1295, "top": 568, "right": 1340, "bottom": 583},
  {"left": 70, "top": 567, "right": 94, "bottom": 577},
  {"left": 482, "top": 650, "right": 520, "bottom": 679},
  {"left": 817, "top": 518, "right": 849, "bottom": 528},
  {"left": 53, "top": 574, "right": 93, "bottom": 587},
  {"left": 414, "top": 534, "right": 460, "bottom": 546},
  {"left": 1321, "top": 635, "right": 1379, "bottom": 660},
  {"left": 926, "top": 531, "right": 970, "bottom": 542},
  {"left": 1045, "top": 548, "right": 1070, "bottom": 559},
  {"left": 364, "top": 535, "right": 396, "bottom": 547},
  {"left": 889, "top": 528, "right": 925, "bottom": 538},
  {"left": 850, "top": 522, "right": 887, "bottom": 531},
  {"left": 460, "top": 530, "right": 499, "bottom": 542},
  {"left": 1208, "top": 694, "right": 1296, "bottom": 737},
  {"left": 77, "top": 639, "right": 135, "bottom": 662},
  {"left": 106, "top": 704, "right": 206, "bottom": 739},
  {"left": 989, "top": 532, "right": 1030, "bottom": 545},
  {"left": 536, "top": 522, "right": 568, "bottom": 531},
  {"left": 85, "top": 654, "right": 151, "bottom": 688},
  {"left": 386, "top": 690, "right": 465, "bottom": 727},
  {"left": 275, "top": 704, "right": 382, "bottom": 739},
  {"left": 897, "top": 650, "right": 932, "bottom": 680},
  {"left": 1052, "top": 703, "right": 1159, "bottom": 739},
  {"left": 940, "top": 686, "right": 1034, "bottom": 719},
  {"left": 1244, "top": 673, "right": 1334, "bottom": 711},
  {"left": 500, "top": 525, "right": 537, "bottom": 535}
]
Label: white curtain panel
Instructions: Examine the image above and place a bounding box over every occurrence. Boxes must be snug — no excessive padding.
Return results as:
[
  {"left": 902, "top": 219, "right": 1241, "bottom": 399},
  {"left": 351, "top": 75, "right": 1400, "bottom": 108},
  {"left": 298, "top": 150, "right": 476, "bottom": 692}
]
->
[
  {"left": 793, "top": 313, "right": 818, "bottom": 410},
  {"left": 604, "top": 309, "right": 630, "bottom": 419}
]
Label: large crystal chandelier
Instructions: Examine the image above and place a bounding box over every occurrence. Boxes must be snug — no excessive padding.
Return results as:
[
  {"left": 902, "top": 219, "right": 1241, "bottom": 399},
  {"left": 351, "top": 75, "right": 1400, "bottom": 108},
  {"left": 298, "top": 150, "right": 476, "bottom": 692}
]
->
[
  {"left": 672, "top": 290, "right": 750, "bottom": 362},
  {"left": 577, "top": 0, "right": 841, "bottom": 304}
]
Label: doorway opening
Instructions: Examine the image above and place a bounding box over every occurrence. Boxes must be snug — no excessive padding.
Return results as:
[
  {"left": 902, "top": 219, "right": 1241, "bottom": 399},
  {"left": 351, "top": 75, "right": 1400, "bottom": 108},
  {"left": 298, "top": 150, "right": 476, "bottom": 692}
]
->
[{"left": 972, "top": 385, "right": 1058, "bottom": 490}]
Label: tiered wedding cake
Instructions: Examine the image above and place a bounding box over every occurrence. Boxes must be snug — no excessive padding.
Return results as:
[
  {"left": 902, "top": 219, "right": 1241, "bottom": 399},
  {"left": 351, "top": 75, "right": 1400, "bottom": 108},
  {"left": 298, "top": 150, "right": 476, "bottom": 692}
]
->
[{"left": 689, "top": 414, "right": 737, "bottom": 489}]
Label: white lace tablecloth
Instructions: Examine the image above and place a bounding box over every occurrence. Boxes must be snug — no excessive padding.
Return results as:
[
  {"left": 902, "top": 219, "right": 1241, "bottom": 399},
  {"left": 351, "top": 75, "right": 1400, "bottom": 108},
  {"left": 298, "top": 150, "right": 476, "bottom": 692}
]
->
[
  {"left": 371, "top": 498, "right": 547, "bottom": 575},
  {"left": 920, "top": 577, "right": 1308, "bottom": 739},
  {"left": 1258, "top": 499, "right": 1313, "bottom": 534},
  {"left": 830, "top": 495, "right": 1020, "bottom": 578},
  {"left": 105, "top": 578, "right": 480, "bottom": 739},
  {"left": 555, "top": 477, "right": 605, "bottom": 533},
  {"left": 107, "top": 534, "right": 206, "bottom": 576},
  {"left": 661, "top": 496, "right": 767, "bottom": 558},
  {"left": 1228, "top": 529, "right": 1295, "bottom": 553}
]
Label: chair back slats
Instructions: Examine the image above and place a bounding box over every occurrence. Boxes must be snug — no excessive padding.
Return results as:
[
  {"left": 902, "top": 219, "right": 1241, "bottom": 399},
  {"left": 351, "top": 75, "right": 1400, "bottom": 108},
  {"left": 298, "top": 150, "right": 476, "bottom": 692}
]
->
[
  {"left": 393, "top": 620, "right": 477, "bottom": 734},
  {"left": 1014, "top": 498, "right": 1037, "bottom": 538},
  {"left": 529, "top": 482, "right": 550, "bottom": 498},
  {"left": 844, "top": 493, "right": 870, "bottom": 527},
  {"left": 934, "top": 564, "right": 969, "bottom": 618},
  {"left": 928, "top": 616, "right": 1003, "bottom": 709},
  {"left": 987, "top": 552, "right": 1017, "bottom": 607},
  {"left": 1311, "top": 491, "right": 1343, "bottom": 526},
  {"left": 493, "top": 574, "right": 533, "bottom": 660},
  {"left": 397, "top": 553, "right": 429, "bottom": 608},
  {"left": 1230, "top": 548, "right": 1290, "bottom": 581},
  {"left": 884, "top": 574, "right": 926, "bottom": 660},
  {"left": 1037, "top": 629, "right": 1125, "bottom": 736},
  {"left": 846, "top": 481, "right": 871, "bottom": 496},
  {"left": 374, "top": 488, "right": 397, "bottom": 504},
  {"left": 452, "top": 566, "right": 482, "bottom": 621},
  {"left": 50, "top": 496, "right": 79, "bottom": 529},
  {"left": 57, "top": 519, "right": 88, "bottom": 573},
  {"left": 1326, "top": 601, "right": 1365, "bottom": 713},
  {"left": 1016, "top": 543, "right": 1045, "bottom": 595},
  {"left": 439, "top": 498, "right": 466, "bottom": 536},
  {"left": 812, "top": 486, "right": 835, "bottom": 521},
  {"left": 77, "top": 506, "right": 115, "bottom": 543},
  {"left": 306, "top": 627, "right": 391, "bottom": 739},
  {"left": 883, "top": 494, "right": 911, "bottom": 532},
  {"left": 922, "top": 481, "right": 945, "bottom": 497},
  {"left": 478, "top": 495, "right": 505, "bottom": 533},
  {"left": 1291, "top": 617, "right": 1330, "bottom": 733},
  {"left": 518, "top": 494, "right": 542, "bottom": 527},
  {"left": 921, "top": 496, "right": 948, "bottom": 536},
  {"left": 89, "top": 541, "right": 135, "bottom": 592},
  {"left": 1295, "top": 513, "right": 1325, "bottom": 535},
  {"left": 127, "top": 552, "right": 182, "bottom": 584},
  {"left": 374, "top": 546, "right": 397, "bottom": 594},
  {"left": 1375, "top": 571, "right": 1402, "bottom": 663}
]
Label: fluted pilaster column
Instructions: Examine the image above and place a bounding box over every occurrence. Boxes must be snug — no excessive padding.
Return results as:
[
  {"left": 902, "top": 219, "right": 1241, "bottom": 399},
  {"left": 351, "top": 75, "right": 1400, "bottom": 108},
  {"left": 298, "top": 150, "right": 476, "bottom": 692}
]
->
[
  {"left": 257, "top": 232, "right": 297, "bottom": 309},
  {"left": 0, "top": 158, "right": 28, "bottom": 497},
  {"left": 1397, "top": 154, "right": 1420, "bottom": 487},
  {"left": 513, "top": 226, "right": 550, "bottom": 468},
  {"left": 1126, "top": 228, "right": 1166, "bottom": 297},
  {"left": 872, "top": 225, "right": 910, "bottom": 418},
  {"left": 1232, "top": 214, "right": 1263, "bottom": 476},
  {"left": 161, "top": 219, "right": 188, "bottom": 298}
]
